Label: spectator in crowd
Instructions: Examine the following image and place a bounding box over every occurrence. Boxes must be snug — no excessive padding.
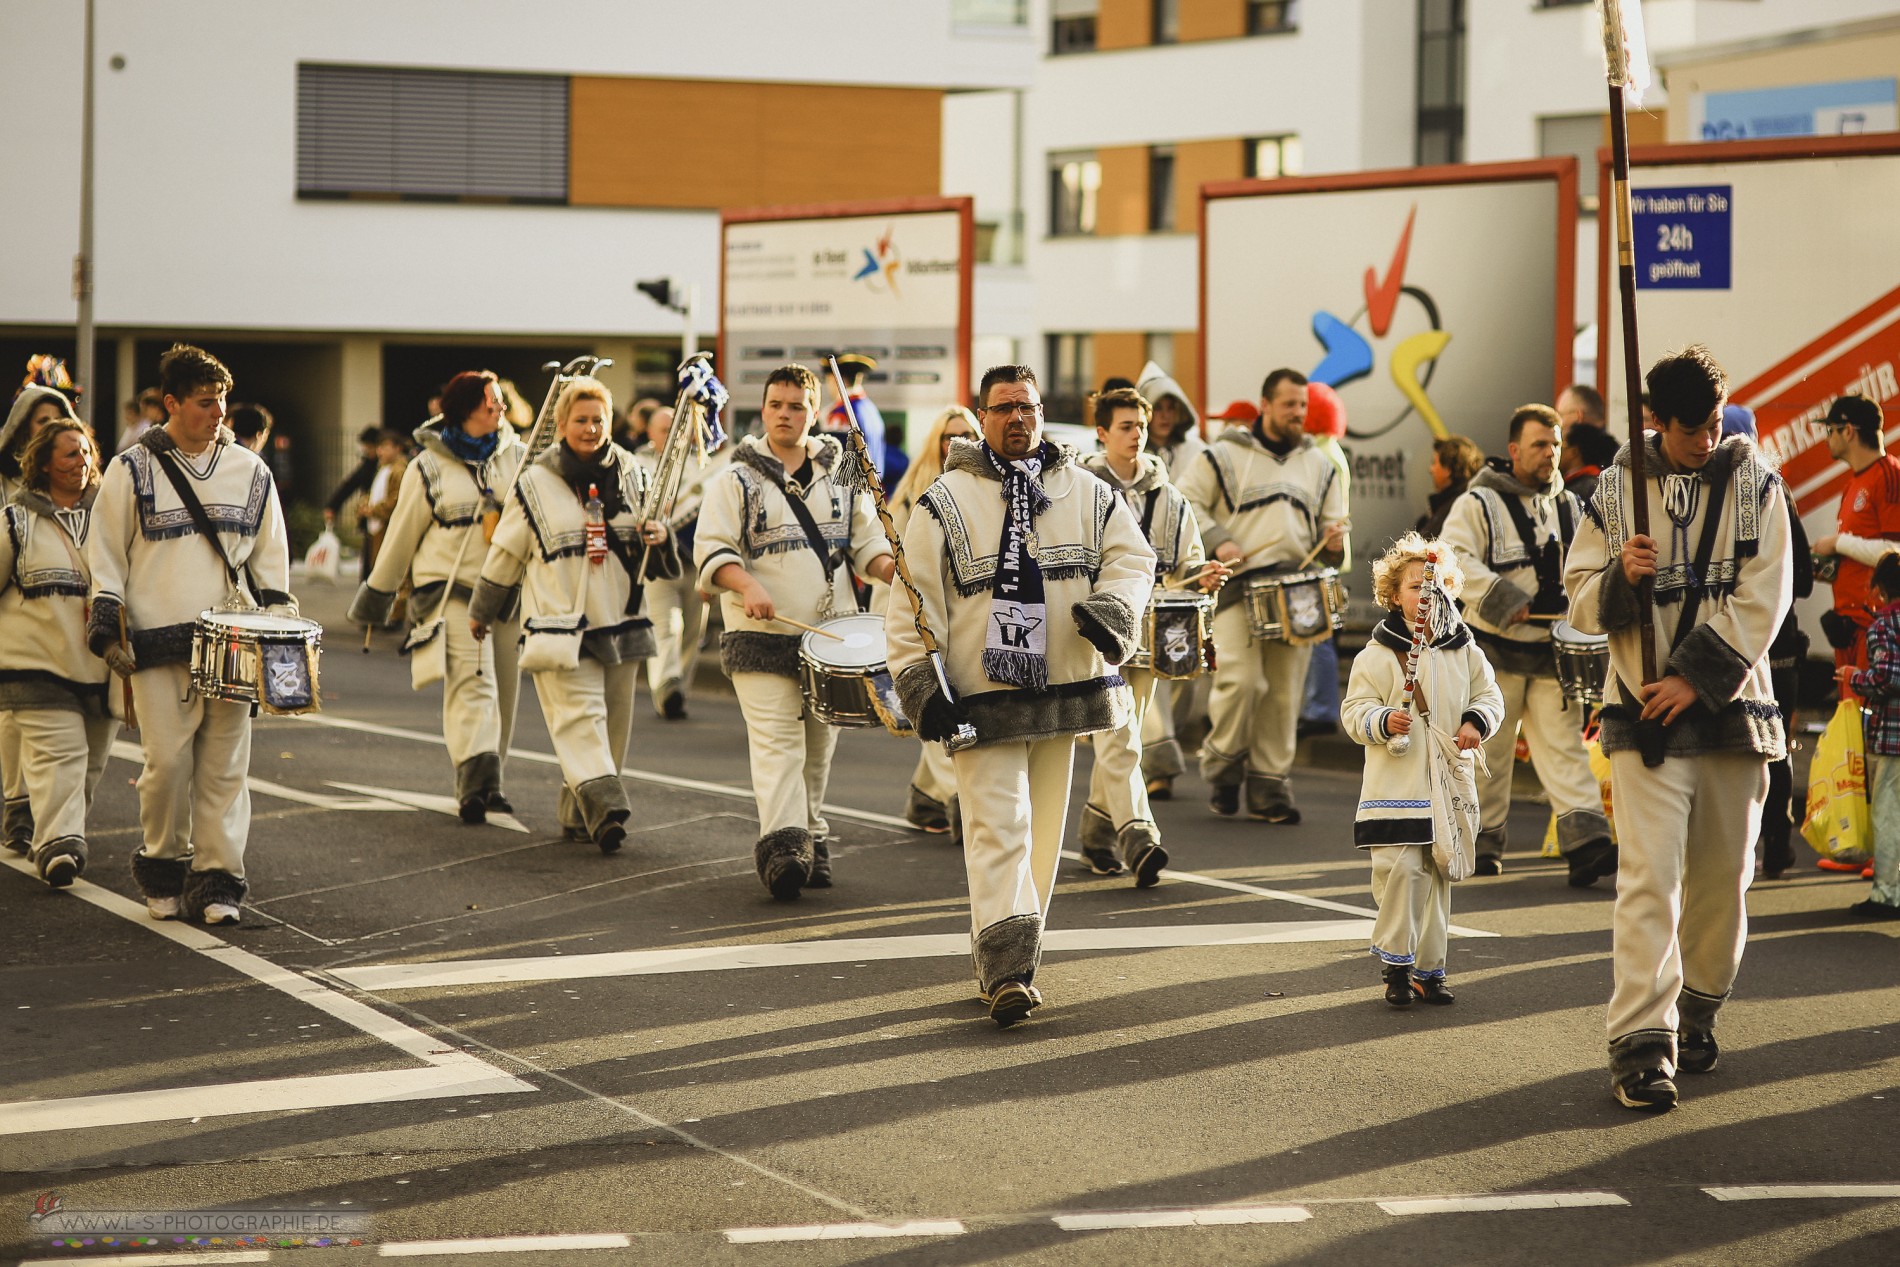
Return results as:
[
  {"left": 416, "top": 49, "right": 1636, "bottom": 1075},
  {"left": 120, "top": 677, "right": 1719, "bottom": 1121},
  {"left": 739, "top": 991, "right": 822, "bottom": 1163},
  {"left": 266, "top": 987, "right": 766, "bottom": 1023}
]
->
[
  {"left": 1417, "top": 435, "right": 1484, "bottom": 538},
  {"left": 1207, "top": 399, "right": 1260, "bottom": 433},
  {"left": 227, "top": 402, "right": 273, "bottom": 454},
  {"left": 358, "top": 430, "right": 407, "bottom": 573},
  {"left": 325, "top": 425, "right": 385, "bottom": 579},
  {"left": 621, "top": 397, "right": 662, "bottom": 452},
  {"left": 116, "top": 388, "right": 164, "bottom": 454},
  {"left": 1562, "top": 422, "right": 1620, "bottom": 505},
  {"left": 1557, "top": 383, "right": 1607, "bottom": 431}
]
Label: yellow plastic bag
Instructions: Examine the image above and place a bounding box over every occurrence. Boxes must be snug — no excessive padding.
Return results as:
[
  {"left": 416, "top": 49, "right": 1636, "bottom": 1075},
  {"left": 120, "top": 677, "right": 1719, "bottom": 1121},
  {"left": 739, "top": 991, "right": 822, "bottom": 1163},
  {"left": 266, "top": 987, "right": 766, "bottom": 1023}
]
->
[
  {"left": 1801, "top": 699, "right": 1870, "bottom": 861},
  {"left": 1541, "top": 737, "right": 1618, "bottom": 857}
]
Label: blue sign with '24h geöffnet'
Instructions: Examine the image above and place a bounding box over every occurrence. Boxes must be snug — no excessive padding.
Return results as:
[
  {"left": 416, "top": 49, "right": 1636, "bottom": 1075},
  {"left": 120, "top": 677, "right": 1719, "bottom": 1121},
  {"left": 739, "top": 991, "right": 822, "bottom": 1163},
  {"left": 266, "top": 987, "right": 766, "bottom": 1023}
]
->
[{"left": 1631, "top": 185, "right": 1732, "bottom": 290}]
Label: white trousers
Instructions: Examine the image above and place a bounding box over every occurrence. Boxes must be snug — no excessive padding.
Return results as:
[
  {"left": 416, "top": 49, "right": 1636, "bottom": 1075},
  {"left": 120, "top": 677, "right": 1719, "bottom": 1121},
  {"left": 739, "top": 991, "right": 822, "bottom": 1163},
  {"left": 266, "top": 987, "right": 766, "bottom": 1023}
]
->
[
  {"left": 1086, "top": 666, "right": 1157, "bottom": 829},
  {"left": 732, "top": 672, "right": 836, "bottom": 839},
  {"left": 1606, "top": 750, "right": 1767, "bottom": 1042},
  {"left": 1142, "top": 676, "right": 1186, "bottom": 781},
  {"left": 131, "top": 663, "right": 253, "bottom": 876},
  {"left": 1204, "top": 602, "right": 1313, "bottom": 782},
  {"left": 1370, "top": 844, "right": 1451, "bottom": 977},
  {"left": 954, "top": 737, "right": 1075, "bottom": 937},
  {"left": 532, "top": 658, "right": 638, "bottom": 811},
  {"left": 911, "top": 739, "right": 957, "bottom": 804},
  {"left": 644, "top": 572, "right": 706, "bottom": 706},
  {"left": 442, "top": 597, "right": 520, "bottom": 772},
  {"left": 1477, "top": 669, "right": 1600, "bottom": 840},
  {"left": 13, "top": 707, "right": 116, "bottom": 847}
]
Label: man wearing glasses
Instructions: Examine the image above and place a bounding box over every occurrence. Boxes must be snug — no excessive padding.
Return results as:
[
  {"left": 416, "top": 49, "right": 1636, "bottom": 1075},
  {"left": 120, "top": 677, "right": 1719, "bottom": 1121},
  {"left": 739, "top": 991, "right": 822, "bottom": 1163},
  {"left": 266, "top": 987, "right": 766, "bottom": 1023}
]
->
[
  {"left": 1811, "top": 395, "right": 1900, "bottom": 694},
  {"left": 887, "top": 365, "right": 1155, "bottom": 1027}
]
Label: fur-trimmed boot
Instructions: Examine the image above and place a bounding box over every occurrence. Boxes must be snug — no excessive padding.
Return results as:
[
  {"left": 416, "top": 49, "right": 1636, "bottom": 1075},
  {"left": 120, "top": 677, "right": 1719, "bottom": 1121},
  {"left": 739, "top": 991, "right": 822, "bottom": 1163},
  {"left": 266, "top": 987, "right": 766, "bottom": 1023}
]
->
[
  {"left": 808, "top": 836, "right": 833, "bottom": 888},
  {"left": 3, "top": 795, "right": 33, "bottom": 854},
  {"left": 131, "top": 850, "right": 191, "bottom": 920},
  {"left": 1245, "top": 773, "right": 1299, "bottom": 825},
  {"left": 1560, "top": 811, "right": 1618, "bottom": 888},
  {"left": 1078, "top": 804, "right": 1122, "bottom": 875},
  {"left": 455, "top": 752, "right": 503, "bottom": 825},
  {"left": 573, "top": 774, "right": 631, "bottom": 854},
  {"left": 946, "top": 795, "right": 964, "bottom": 850},
  {"left": 973, "top": 913, "right": 1043, "bottom": 1027},
  {"left": 180, "top": 867, "right": 249, "bottom": 927},
  {"left": 33, "top": 835, "right": 87, "bottom": 888},
  {"left": 756, "top": 826, "right": 814, "bottom": 900},
  {"left": 1117, "top": 820, "right": 1168, "bottom": 889},
  {"left": 1609, "top": 1029, "right": 1679, "bottom": 1112},
  {"left": 904, "top": 784, "right": 950, "bottom": 834},
  {"left": 1677, "top": 986, "right": 1726, "bottom": 1074}
]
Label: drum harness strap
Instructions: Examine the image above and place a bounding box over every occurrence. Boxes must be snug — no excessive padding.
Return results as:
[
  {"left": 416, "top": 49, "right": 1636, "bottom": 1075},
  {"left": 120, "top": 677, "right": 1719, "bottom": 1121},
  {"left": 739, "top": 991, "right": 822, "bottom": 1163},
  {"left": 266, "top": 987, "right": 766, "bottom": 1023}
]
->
[
  {"left": 1495, "top": 490, "right": 1574, "bottom": 617},
  {"left": 780, "top": 470, "right": 849, "bottom": 619},
  {"left": 152, "top": 450, "right": 262, "bottom": 610}
]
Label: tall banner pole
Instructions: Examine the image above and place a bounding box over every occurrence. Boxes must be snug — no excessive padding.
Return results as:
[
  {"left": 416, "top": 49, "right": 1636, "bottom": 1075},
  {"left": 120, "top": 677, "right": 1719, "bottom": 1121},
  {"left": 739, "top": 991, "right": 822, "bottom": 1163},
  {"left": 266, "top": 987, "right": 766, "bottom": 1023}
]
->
[{"left": 1599, "top": 0, "right": 1664, "bottom": 765}]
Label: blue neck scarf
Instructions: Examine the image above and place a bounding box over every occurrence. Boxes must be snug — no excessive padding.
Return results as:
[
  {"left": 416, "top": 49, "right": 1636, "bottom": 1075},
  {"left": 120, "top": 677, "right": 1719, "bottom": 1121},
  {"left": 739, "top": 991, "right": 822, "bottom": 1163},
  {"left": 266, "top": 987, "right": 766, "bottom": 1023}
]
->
[{"left": 440, "top": 424, "right": 500, "bottom": 465}]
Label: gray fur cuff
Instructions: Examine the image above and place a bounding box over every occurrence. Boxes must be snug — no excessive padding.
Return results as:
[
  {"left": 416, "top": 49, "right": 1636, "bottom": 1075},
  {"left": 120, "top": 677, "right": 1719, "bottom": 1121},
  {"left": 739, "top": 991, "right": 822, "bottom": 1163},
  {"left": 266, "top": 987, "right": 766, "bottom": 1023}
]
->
[
  {"left": 1555, "top": 808, "right": 1612, "bottom": 853},
  {"left": 132, "top": 850, "right": 190, "bottom": 898},
  {"left": 1476, "top": 573, "right": 1535, "bottom": 629},
  {"left": 973, "top": 913, "right": 1043, "bottom": 994},
  {"left": 1597, "top": 564, "right": 1642, "bottom": 631},
  {"left": 1678, "top": 985, "right": 1728, "bottom": 1034},
  {"left": 467, "top": 578, "right": 519, "bottom": 628},
  {"left": 1073, "top": 592, "right": 1139, "bottom": 664},
  {"left": 180, "top": 867, "right": 248, "bottom": 920},
  {"left": 1609, "top": 1028, "right": 1677, "bottom": 1080},
  {"left": 964, "top": 677, "right": 1128, "bottom": 745},
  {"left": 719, "top": 630, "right": 801, "bottom": 679},
  {"left": 348, "top": 583, "right": 398, "bottom": 626},
  {"left": 455, "top": 752, "right": 502, "bottom": 802},
  {"left": 131, "top": 623, "right": 195, "bottom": 669},
  {"left": 86, "top": 594, "right": 123, "bottom": 658},
  {"left": 1667, "top": 625, "right": 1753, "bottom": 711},
  {"left": 895, "top": 661, "right": 944, "bottom": 733},
  {"left": 574, "top": 773, "right": 630, "bottom": 836}
]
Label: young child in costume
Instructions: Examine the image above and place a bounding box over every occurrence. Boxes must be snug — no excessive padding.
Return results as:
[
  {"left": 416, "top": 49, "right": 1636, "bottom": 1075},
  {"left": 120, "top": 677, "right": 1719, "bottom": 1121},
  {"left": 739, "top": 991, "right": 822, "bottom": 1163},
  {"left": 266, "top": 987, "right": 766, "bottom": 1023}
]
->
[{"left": 1342, "top": 532, "right": 1503, "bottom": 1006}]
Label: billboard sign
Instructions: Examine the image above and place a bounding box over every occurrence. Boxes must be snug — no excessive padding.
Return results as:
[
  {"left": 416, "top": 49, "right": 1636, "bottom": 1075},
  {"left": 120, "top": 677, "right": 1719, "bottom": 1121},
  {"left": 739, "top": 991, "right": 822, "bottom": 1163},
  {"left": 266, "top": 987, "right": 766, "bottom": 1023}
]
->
[{"left": 720, "top": 197, "right": 973, "bottom": 446}]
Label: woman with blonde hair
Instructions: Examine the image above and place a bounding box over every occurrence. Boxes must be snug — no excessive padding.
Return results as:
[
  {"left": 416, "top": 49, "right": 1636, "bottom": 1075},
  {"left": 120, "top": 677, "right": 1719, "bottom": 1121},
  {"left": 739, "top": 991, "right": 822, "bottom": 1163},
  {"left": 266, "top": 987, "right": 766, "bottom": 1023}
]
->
[
  {"left": 470, "top": 377, "right": 677, "bottom": 854},
  {"left": 0, "top": 418, "right": 117, "bottom": 886},
  {"left": 889, "top": 405, "right": 978, "bottom": 836}
]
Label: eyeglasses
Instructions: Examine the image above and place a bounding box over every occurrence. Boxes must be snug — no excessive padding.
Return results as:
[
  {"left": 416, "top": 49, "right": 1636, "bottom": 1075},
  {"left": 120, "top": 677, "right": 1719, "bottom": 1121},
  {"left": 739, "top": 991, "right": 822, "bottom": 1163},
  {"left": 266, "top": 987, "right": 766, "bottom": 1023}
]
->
[{"left": 980, "top": 402, "right": 1043, "bottom": 420}]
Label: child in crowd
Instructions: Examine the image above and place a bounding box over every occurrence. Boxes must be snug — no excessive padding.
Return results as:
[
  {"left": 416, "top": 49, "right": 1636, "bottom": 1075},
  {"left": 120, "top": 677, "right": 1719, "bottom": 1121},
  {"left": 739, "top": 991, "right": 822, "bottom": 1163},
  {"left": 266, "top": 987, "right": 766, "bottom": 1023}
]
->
[
  {"left": 1343, "top": 532, "right": 1503, "bottom": 1006},
  {"left": 1844, "top": 553, "right": 1900, "bottom": 920}
]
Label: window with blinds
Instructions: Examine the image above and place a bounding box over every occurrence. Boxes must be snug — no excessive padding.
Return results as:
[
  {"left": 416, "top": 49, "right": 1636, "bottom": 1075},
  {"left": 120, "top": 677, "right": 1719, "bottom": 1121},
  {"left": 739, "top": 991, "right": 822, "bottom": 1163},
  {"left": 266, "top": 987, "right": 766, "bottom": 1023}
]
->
[{"left": 297, "top": 63, "right": 569, "bottom": 204}]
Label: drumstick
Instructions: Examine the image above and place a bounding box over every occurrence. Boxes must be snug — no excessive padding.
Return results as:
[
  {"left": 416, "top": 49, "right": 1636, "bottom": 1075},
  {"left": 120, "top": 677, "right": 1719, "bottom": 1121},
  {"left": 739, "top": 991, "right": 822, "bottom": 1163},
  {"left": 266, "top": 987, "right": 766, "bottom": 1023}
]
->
[
  {"left": 362, "top": 623, "right": 373, "bottom": 653},
  {"left": 1522, "top": 613, "right": 1566, "bottom": 622},
  {"left": 117, "top": 607, "right": 138, "bottom": 731},
  {"left": 772, "top": 615, "right": 845, "bottom": 641}
]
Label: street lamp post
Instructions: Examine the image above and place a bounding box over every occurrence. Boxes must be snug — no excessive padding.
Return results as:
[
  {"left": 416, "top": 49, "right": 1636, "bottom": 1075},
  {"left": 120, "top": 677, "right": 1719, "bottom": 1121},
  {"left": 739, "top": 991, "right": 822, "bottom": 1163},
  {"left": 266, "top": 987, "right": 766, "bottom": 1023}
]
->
[{"left": 74, "top": 0, "right": 96, "bottom": 424}]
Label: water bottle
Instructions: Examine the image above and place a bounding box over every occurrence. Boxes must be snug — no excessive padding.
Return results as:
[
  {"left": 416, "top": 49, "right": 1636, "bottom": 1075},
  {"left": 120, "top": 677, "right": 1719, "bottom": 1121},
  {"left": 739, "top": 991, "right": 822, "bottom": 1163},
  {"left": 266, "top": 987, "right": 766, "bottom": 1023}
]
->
[{"left": 584, "top": 483, "right": 607, "bottom": 566}]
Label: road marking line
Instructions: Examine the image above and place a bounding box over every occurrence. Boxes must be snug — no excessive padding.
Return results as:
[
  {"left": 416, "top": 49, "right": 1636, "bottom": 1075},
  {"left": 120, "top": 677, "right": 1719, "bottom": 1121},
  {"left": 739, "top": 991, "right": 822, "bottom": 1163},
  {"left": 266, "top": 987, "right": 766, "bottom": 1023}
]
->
[
  {"left": 723, "top": 1220, "right": 965, "bottom": 1243},
  {"left": 0, "top": 1065, "right": 530, "bottom": 1136},
  {"left": 1704, "top": 1185, "right": 1900, "bottom": 1202},
  {"left": 328, "top": 781, "right": 529, "bottom": 832},
  {"left": 331, "top": 920, "right": 1383, "bottom": 991},
  {"left": 1053, "top": 1205, "right": 1311, "bottom": 1230},
  {"left": 1377, "top": 1192, "right": 1629, "bottom": 1215},
  {"left": 379, "top": 1233, "right": 632, "bottom": 1255},
  {"left": 20, "top": 1255, "right": 272, "bottom": 1266},
  {"left": 111, "top": 740, "right": 417, "bottom": 813},
  {"left": 1122, "top": 857, "right": 1494, "bottom": 936},
  {"left": 0, "top": 854, "right": 533, "bottom": 1134}
]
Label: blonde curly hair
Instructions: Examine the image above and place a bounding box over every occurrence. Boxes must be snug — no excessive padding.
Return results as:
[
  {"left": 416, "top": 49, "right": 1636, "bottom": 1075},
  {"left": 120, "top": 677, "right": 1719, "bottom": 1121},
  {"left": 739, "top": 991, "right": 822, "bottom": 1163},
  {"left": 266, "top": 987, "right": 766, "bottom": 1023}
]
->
[{"left": 1370, "top": 531, "right": 1465, "bottom": 610}]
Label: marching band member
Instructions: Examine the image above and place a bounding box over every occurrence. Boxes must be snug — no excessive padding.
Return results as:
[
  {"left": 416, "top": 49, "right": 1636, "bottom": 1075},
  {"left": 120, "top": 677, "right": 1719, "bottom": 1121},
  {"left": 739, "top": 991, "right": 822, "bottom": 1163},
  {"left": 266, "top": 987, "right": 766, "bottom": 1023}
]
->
[
  {"left": 1440, "top": 404, "right": 1615, "bottom": 885},
  {"left": 1077, "top": 387, "right": 1226, "bottom": 884},
  {"left": 1178, "top": 368, "right": 1349, "bottom": 823},
  {"left": 0, "top": 383, "right": 79, "bottom": 854},
  {"left": 696, "top": 364, "right": 895, "bottom": 899},
  {"left": 1565, "top": 346, "right": 1793, "bottom": 1112},
  {"left": 88, "top": 345, "right": 297, "bottom": 926},
  {"left": 0, "top": 418, "right": 116, "bottom": 886},
  {"left": 1136, "top": 360, "right": 1210, "bottom": 800},
  {"left": 470, "top": 377, "right": 673, "bottom": 854},
  {"left": 350, "top": 371, "right": 524, "bottom": 824},
  {"left": 631, "top": 405, "right": 724, "bottom": 721},
  {"left": 889, "top": 364, "right": 1154, "bottom": 1026},
  {"left": 888, "top": 405, "right": 978, "bottom": 836}
]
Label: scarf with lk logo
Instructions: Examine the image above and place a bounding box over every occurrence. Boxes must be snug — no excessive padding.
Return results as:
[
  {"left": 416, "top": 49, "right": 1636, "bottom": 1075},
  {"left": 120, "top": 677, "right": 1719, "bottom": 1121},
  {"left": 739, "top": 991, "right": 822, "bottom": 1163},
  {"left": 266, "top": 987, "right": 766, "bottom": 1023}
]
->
[{"left": 980, "top": 441, "right": 1053, "bottom": 691}]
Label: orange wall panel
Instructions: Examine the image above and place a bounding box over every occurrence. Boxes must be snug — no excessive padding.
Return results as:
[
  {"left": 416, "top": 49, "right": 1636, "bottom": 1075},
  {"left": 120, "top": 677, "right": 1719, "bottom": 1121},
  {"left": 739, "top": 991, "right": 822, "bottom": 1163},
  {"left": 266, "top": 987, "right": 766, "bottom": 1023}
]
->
[
  {"left": 1094, "top": 332, "right": 1148, "bottom": 387},
  {"left": 569, "top": 77, "right": 941, "bottom": 210},
  {"left": 1173, "top": 138, "right": 1244, "bottom": 234},
  {"left": 1173, "top": 331, "right": 1203, "bottom": 407},
  {"left": 1097, "top": 0, "right": 1151, "bottom": 51},
  {"left": 1096, "top": 145, "right": 1150, "bottom": 237},
  {"left": 1180, "top": 0, "right": 1246, "bottom": 43}
]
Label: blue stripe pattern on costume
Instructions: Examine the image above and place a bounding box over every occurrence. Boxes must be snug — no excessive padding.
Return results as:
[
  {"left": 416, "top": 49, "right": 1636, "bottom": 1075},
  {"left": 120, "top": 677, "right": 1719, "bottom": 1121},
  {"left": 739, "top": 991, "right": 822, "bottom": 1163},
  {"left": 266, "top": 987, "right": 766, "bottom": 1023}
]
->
[{"left": 1359, "top": 799, "right": 1431, "bottom": 809}]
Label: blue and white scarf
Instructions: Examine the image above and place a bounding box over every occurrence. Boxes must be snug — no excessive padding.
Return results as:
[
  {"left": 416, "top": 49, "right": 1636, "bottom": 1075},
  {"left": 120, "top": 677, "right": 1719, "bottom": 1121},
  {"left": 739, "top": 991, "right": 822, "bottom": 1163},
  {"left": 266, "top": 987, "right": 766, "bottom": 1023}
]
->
[{"left": 980, "top": 442, "right": 1052, "bottom": 690}]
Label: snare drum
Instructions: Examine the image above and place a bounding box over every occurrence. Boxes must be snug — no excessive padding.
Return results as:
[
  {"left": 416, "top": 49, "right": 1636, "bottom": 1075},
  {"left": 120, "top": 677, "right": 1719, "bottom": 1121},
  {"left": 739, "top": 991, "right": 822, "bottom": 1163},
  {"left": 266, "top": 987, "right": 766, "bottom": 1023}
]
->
[
  {"left": 1128, "top": 590, "right": 1214, "bottom": 679},
  {"left": 1242, "top": 568, "right": 1347, "bottom": 645},
  {"left": 190, "top": 609, "right": 324, "bottom": 715},
  {"left": 798, "top": 613, "right": 913, "bottom": 737},
  {"left": 1550, "top": 619, "right": 1609, "bottom": 705}
]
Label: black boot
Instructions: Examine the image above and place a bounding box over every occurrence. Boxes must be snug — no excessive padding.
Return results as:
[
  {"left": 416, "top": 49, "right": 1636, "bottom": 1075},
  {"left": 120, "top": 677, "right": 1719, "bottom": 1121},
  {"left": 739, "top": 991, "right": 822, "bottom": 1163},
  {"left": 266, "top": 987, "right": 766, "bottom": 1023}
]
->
[
  {"left": 1382, "top": 964, "right": 1414, "bottom": 1008},
  {"left": 1209, "top": 784, "right": 1240, "bottom": 817},
  {"left": 1411, "top": 975, "right": 1455, "bottom": 1005},
  {"left": 808, "top": 837, "right": 833, "bottom": 888}
]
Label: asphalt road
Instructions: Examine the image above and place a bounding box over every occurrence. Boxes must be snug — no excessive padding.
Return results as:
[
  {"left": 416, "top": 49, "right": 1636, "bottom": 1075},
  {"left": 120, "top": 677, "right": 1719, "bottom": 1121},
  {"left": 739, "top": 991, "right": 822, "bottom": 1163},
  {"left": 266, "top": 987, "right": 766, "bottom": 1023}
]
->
[{"left": 2, "top": 579, "right": 1897, "bottom": 1266}]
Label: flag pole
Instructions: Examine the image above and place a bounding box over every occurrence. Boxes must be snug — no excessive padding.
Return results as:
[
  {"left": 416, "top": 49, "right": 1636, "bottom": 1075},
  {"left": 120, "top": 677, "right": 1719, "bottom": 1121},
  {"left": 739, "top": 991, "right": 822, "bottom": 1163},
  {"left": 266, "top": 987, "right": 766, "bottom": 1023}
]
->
[{"left": 1600, "top": 0, "right": 1665, "bottom": 765}]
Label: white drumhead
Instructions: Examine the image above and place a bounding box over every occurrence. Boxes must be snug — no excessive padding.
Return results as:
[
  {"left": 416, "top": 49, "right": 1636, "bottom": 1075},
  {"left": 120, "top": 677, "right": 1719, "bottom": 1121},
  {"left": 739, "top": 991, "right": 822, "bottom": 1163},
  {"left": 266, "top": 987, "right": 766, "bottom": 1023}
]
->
[
  {"left": 1151, "top": 590, "right": 1213, "bottom": 611},
  {"left": 802, "top": 614, "right": 888, "bottom": 669},
  {"left": 1550, "top": 619, "right": 1606, "bottom": 647},
  {"left": 200, "top": 610, "right": 321, "bottom": 635}
]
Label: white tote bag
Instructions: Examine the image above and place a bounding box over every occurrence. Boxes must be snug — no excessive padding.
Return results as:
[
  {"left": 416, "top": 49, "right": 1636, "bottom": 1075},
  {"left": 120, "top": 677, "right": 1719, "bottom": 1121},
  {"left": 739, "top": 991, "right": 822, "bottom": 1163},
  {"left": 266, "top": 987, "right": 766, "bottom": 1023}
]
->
[{"left": 1426, "top": 725, "right": 1485, "bottom": 882}]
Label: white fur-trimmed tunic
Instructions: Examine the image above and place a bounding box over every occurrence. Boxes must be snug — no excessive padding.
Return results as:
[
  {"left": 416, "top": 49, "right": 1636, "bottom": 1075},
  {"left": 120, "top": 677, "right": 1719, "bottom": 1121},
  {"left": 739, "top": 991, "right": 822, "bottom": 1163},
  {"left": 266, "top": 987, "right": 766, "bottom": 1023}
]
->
[{"left": 0, "top": 489, "right": 109, "bottom": 714}]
